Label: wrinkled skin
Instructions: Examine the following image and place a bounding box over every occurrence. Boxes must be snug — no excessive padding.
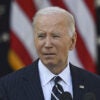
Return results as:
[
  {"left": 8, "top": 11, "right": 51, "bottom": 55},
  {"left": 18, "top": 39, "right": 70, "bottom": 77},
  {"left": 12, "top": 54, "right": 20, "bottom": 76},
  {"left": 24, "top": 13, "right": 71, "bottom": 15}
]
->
[{"left": 34, "top": 13, "right": 77, "bottom": 74}]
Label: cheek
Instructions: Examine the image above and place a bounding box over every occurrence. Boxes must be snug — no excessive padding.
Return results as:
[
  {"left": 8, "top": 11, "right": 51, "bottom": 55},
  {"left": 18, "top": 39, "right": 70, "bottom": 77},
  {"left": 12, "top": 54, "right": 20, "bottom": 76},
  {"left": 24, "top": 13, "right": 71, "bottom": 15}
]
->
[
  {"left": 57, "top": 42, "right": 70, "bottom": 57},
  {"left": 35, "top": 41, "right": 43, "bottom": 53},
  {"left": 34, "top": 40, "right": 40, "bottom": 50},
  {"left": 60, "top": 46, "right": 68, "bottom": 55}
]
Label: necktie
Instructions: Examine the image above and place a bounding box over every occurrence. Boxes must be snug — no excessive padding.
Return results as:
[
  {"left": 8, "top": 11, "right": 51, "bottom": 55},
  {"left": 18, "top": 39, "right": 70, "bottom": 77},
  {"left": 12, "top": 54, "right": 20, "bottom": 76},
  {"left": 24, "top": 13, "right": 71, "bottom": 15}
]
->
[{"left": 51, "top": 76, "right": 64, "bottom": 100}]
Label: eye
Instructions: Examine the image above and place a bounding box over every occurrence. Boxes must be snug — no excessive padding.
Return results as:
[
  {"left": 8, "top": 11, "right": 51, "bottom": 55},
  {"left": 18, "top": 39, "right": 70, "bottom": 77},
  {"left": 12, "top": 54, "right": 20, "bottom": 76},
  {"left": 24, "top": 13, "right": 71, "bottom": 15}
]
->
[
  {"left": 52, "top": 34, "right": 60, "bottom": 38},
  {"left": 53, "top": 35, "right": 59, "bottom": 37},
  {"left": 37, "top": 33, "right": 46, "bottom": 39}
]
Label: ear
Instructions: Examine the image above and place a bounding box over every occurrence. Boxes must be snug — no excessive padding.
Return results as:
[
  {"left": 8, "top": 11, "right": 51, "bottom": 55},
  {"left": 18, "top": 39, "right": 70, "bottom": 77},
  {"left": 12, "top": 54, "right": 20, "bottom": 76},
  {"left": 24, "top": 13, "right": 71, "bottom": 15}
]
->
[{"left": 69, "top": 32, "right": 77, "bottom": 50}]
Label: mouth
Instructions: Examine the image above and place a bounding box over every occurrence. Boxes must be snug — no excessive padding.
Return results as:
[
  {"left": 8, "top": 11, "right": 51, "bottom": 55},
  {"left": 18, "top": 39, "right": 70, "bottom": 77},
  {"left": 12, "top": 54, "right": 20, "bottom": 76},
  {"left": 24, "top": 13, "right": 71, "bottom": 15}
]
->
[{"left": 43, "top": 53, "right": 56, "bottom": 57}]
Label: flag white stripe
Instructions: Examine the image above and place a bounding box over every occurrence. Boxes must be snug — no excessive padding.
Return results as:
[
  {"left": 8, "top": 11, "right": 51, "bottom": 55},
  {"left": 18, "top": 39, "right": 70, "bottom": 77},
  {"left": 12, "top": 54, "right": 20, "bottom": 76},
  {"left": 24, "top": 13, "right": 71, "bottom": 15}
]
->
[
  {"left": 69, "top": 50, "right": 83, "bottom": 68},
  {"left": 11, "top": 1, "right": 38, "bottom": 59},
  {"left": 34, "top": 0, "right": 51, "bottom": 10},
  {"left": 64, "top": 0, "right": 96, "bottom": 61},
  {"left": 10, "top": 0, "right": 97, "bottom": 72}
]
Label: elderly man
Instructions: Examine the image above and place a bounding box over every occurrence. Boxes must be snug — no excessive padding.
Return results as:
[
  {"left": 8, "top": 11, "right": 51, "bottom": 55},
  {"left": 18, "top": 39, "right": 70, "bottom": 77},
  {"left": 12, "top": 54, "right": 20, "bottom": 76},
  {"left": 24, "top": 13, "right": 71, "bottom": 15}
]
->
[{"left": 0, "top": 6, "right": 100, "bottom": 100}]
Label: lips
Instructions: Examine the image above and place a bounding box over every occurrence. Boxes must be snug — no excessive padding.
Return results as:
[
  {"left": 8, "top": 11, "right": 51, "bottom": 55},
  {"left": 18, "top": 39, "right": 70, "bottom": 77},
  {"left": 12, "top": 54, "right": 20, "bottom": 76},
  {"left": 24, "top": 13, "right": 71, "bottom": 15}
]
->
[
  {"left": 43, "top": 53, "right": 56, "bottom": 57},
  {"left": 43, "top": 53, "right": 55, "bottom": 55}
]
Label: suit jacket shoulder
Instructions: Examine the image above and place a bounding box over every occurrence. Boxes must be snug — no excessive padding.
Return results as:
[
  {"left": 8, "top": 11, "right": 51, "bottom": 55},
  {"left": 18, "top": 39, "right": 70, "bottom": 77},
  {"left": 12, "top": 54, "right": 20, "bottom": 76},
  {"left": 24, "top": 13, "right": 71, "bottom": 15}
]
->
[
  {"left": 0, "top": 59, "right": 44, "bottom": 100},
  {"left": 70, "top": 63, "right": 100, "bottom": 83},
  {"left": 70, "top": 63, "right": 100, "bottom": 100}
]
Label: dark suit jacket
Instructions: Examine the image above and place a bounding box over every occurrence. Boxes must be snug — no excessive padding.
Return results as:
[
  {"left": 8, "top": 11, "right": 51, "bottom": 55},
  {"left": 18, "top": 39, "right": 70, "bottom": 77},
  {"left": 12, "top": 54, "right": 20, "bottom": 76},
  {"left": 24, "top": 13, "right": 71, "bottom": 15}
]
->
[{"left": 0, "top": 59, "right": 100, "bottom": 100}]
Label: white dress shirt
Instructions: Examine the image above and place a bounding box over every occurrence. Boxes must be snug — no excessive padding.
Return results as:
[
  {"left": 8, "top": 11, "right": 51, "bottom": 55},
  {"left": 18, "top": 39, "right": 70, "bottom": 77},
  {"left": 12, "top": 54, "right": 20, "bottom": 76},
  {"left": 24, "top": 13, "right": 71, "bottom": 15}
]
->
[{"left": 38, "top": 60, "right": 73, "bottom": 100}]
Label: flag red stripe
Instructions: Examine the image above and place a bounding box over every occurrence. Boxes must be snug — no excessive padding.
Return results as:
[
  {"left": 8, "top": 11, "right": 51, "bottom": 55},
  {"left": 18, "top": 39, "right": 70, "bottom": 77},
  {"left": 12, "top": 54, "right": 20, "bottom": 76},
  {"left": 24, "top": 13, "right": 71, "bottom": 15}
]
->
[
  {"left": 84, "top": 0, "right": 96, "bottom": 21},
  {"left": 50, "top": 0, "right": 97, "bottom": 73},
  {"left": 10, "top": 30, "right": 33, "bottom": 65},
  {"left": 10, "top": 0, "right": 97, "bottom": 73},
  {"left": 50, "top": 0, "right": 68, "bottom": 10},
  {"left": 16, "top": 0, "right": 37, "bottom": 21},
  {"left": 76, "top": 31, "right": 97, "bottom": 73}
]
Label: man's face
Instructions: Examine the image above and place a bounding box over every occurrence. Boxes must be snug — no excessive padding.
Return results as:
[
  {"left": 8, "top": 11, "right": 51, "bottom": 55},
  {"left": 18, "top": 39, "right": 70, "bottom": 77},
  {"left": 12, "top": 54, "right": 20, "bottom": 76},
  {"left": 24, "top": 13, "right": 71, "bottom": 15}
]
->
[{"left": 34, "top": 13, "right": 76, "bottom": 70}]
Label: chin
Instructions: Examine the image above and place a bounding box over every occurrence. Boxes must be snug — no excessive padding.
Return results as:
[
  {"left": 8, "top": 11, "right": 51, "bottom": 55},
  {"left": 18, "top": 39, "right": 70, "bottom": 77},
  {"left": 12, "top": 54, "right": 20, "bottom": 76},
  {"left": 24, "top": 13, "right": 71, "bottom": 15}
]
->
[
  {"left": 44, "top": 61, "right": 57, "bottom": 67},
  {"left": 41, "top": 57, "right": 57, "bottom": 65}
]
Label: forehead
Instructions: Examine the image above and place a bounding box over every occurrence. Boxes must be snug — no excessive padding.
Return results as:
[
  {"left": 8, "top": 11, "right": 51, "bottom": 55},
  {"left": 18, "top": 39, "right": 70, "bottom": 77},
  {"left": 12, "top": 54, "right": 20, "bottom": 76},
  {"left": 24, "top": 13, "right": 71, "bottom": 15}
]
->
[
  {"left": 34, "top": 13, "right": 68, "bottom": 27},
  {"left": 34, "top": 14, "right": 70, "bottom": 35}
]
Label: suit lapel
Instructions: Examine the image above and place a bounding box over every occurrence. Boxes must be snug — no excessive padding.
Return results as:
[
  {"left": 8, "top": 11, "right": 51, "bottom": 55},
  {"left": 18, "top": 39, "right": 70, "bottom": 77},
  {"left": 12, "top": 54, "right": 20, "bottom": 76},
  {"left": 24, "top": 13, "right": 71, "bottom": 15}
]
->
[
  {"left": 20, "top": 60, "right": 44, "bottom": 100},
  {"left": 70, "top": 63, "right": 87, "bottom": 100},
  {"left": 18, "top": 61, "right": 89, "bottom": 100}
]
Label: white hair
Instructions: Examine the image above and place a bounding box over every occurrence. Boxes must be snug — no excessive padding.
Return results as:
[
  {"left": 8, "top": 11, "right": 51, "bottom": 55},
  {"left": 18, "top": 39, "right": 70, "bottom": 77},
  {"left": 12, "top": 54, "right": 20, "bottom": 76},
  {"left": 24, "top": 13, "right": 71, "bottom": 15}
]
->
[{"left": 33, "top": 6, "right": 75, "bottom": 36}]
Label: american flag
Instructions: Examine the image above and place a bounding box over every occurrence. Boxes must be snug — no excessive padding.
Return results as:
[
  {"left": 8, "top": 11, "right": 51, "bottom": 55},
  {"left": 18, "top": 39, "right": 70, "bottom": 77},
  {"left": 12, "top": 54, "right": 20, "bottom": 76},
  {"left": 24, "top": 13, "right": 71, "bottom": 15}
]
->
[{"left": 8, "top": 0, "right": 97, "bottom": 73}]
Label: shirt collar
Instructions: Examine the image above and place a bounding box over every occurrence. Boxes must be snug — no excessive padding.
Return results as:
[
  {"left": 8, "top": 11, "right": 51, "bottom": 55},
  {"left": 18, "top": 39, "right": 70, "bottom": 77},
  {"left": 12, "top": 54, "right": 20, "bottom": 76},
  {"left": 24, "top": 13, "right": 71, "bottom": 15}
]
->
[
  {"left": 59, "top": 63, "right": 72, "bottom": 86},
  {"left": 38, "top": 60, "right": 72, "bottom": 87},
  {"left": 38, "top": 60, "right": 55, "bottom": 87}
]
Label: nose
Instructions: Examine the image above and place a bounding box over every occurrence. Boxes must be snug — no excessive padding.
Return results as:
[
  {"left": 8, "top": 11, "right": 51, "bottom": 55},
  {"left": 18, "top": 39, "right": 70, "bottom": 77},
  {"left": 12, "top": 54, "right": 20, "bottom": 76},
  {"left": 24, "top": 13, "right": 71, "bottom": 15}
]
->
[{"left": 44, "top": 37, "right": 53, "bottom": 48}]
